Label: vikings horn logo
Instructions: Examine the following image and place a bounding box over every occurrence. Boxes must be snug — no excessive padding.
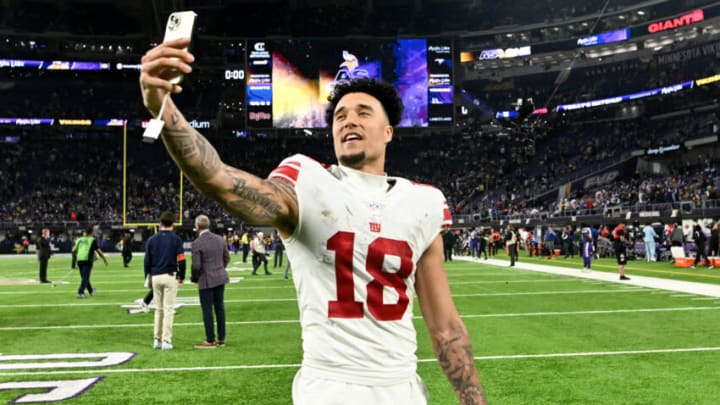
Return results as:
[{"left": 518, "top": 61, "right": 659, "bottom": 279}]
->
[{"left": 328, "top": 50, "right": 370, "bottom": 94}]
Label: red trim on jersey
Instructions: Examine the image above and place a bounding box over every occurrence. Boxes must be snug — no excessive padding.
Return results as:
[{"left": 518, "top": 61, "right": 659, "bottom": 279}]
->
[
  {"left": 408, "top": 180, "right": 439, "bottom": 189},
  {"left": 269, "top": 161, "right": 301, "bottom": 187},
  {"left": 177, "top": 253, "right": 185, "bottom": 261}
]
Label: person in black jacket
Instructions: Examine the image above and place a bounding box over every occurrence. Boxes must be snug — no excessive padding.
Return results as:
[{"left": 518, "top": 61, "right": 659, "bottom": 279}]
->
[
  {"left": 691, "top": 224, "right": 712, "bottom": 269},
  {"left": 273, "top": 230, "right": 285, "bottom": 269},
  {"left": 122, "top": 232, "right": 133, "bottom": 268},
  {"left": 478, "top": 229, "right": 489, "bottom": 260},
  {"left": 504, "top": 225, "right": 518, "bottom": 267},
  {"left": 70, "top": 235, "right": 78, "bottom": 269},
  {"left": 144, "top": 212, "right": 186, "bottom": 350},
  {"left": 614, "top": 228, "right": 631, "bottom": 280},
  {"left": 37, "top": 228, "right": 52, "bottom": 283},
  {"left": 442, "top": 229, "right": 456, "bottom": 262},
  {"left": 709, "top": 222, "right": 719, "bottom": 258}
]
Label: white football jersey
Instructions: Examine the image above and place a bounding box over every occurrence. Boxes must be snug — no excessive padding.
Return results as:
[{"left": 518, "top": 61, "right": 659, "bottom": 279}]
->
[{"left": 269, "top": 154, "right": 452, "bottom": 385}]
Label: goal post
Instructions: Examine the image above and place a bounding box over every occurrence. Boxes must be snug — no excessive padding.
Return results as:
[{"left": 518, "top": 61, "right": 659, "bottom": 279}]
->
[{"left": 122, "top": 122, "right": 184, "bottom": 227}]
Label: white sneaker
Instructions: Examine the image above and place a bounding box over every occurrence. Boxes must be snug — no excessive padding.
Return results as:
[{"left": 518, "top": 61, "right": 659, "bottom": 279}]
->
[
  {"left": 134, "top": 298, "right": 150, "bottom": 312},
  {"left": 153, "top": 338, "right": 161, "bottom": 350},
  {"left": 161, "top": 341, "right": 173, "bottom": 350}
]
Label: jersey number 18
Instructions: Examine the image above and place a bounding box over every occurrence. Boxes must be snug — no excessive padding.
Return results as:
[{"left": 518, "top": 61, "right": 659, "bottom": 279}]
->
[{"left": 326, "top": 231, "right": 413, "bottom": 321}]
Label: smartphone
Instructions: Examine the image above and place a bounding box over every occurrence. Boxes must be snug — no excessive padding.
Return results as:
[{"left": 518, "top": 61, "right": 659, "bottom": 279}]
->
[{"left": 162, "top": 11, "right": 197, "bottom": 84}]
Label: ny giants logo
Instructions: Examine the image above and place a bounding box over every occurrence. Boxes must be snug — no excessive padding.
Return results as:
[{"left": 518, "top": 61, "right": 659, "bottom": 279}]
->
[{"left": 648, "top": 9, "right": 704, "bottom": 33}]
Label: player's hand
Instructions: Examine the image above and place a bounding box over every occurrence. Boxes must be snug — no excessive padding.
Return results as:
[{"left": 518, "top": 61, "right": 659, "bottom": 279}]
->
[{"left": 139, "top": 38, "right": 194, "bottom": 117}]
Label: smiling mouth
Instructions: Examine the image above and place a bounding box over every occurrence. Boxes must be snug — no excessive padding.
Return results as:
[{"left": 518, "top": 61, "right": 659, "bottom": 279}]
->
[{"left": 343, "top": 134, "right": 362, "bottom": 143}]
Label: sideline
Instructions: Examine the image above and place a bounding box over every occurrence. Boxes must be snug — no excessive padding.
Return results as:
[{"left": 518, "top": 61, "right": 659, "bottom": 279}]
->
[{"left": 454, "top": 256, "right": 720, "bottom": 298}]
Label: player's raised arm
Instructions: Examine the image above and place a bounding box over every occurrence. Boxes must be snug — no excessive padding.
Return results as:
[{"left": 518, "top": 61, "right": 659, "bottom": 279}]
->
[
  {"left": 415, "top": 234, "right": 486, "bottom": 405},
  {"left": 139, "top": 38, "right": 297, "bottom": 234}
]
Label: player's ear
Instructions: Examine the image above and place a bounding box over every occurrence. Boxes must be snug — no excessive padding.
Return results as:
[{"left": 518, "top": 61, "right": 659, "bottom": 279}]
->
[{"left": 384, "top": 125, "right": 393, "bottom": 144}]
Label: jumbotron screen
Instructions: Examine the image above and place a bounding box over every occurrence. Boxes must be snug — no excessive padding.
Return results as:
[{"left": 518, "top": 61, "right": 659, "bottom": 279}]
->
[{"left": 246, "top": 38, "right": 454, "bottom": 129}]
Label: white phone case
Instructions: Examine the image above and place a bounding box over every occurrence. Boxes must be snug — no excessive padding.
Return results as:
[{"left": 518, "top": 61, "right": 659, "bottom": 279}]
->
[{"left": 163, "top": 11, "right": 197, "bottom": 84}]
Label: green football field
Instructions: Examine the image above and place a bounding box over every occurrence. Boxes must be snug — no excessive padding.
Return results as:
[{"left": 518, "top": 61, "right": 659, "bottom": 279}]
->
[{"left": 1, "top": 252, "right": 719, "bottom": 404}]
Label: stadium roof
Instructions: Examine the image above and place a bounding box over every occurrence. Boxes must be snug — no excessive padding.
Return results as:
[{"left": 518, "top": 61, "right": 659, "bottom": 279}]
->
[{"left": 2, "top": 0, "right": 708, "bottom": 38}]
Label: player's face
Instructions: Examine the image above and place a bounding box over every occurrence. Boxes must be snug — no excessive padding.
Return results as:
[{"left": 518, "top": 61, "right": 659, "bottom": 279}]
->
[{"left": 331, "top": 92, "right": 393, "bottom": 174}]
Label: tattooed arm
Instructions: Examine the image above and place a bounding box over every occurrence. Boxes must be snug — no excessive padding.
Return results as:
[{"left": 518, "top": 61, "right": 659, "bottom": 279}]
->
[
  {"left": 416, "top": 235, "right": 486, "bottom": 405},
  {"left": 139, "top": 38, "right": 297, "bottom": 236}
]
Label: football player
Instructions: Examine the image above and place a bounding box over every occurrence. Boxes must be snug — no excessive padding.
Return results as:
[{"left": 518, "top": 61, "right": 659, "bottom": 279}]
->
[{"left": 140, "top": 38, "right": 485, "bottom": 405}]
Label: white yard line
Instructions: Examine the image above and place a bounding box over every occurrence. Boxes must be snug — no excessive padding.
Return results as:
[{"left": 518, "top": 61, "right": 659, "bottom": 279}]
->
[
  {"left": 0, "top": 298, "right": 298, "bottom": 309},
  {"left": 1, "top": 306, "right": 717, "bottom": 331},
  {"left": 0, "top": 288, "right": 650, "bottom": 308},
  {"left": 2, "top": 346, "right": 719, "bottom": 377}
]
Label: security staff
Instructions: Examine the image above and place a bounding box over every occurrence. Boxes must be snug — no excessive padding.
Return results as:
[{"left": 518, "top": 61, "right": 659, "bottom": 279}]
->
[{"left": 72, "top": 226, "right": 108, "bottom": 298}]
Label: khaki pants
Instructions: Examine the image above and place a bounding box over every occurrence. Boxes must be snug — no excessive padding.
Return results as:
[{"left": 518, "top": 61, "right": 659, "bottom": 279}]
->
[{"left": 152, "top": 273, "right": 178, "bottom": 343}]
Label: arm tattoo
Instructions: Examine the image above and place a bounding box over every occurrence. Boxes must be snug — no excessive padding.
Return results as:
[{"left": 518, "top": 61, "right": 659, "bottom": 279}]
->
[
  {"left": 211, "top": 167, "right": 296, "bottom": 226},
  {"left": 161, "top": 110, "right": 296, "bottom": 228},
  {"left": 436, "top": 326, "right": 487, "bottom": 405},
  {"left": 162, "top": 111, "right": 222, "bottom": 182},
  {"left": 226, "top": 176, "right": 284, "bottom": 222}
]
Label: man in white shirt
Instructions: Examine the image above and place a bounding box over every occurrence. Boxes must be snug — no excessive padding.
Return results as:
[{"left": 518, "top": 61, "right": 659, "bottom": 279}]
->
[{"left": 250, "top": 231, "right": 271, "bottom": 275}]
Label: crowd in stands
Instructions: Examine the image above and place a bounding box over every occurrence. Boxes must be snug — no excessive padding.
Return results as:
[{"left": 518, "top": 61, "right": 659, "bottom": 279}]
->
[
  {"left": 2, "top": 0, "right": 720, "bottom": 228},
  {"left": 1, "top": 119, "right": 718, "bottom": 228},
  {"left": 455, "top": 34, "right": 720, "bottom": 216},
  {"left": 460, "top": 115, "right": 720, "bottom": 221}
]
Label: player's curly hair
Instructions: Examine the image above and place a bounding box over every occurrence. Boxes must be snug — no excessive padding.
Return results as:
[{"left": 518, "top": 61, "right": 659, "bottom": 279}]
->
[{"left": 324, "top": 78, "right": 404, "bottom": 128}]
